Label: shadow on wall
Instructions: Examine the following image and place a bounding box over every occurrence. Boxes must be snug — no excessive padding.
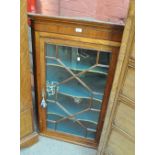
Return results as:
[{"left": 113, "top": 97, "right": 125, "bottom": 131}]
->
[{"left": 35, "top": 0, "right": 130, "bottom": 24}]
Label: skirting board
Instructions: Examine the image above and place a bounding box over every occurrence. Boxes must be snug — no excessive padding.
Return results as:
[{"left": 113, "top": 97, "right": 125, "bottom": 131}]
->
[{"left": 20, "top": 132, "right": 39, "bottom": 148}]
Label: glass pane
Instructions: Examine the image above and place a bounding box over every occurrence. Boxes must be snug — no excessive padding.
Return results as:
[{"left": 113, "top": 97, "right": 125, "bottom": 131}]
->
[
  {"left": 56, "top": 119, "right": 86, "bottom": 138},
  {"left": 99, "top": 52, "right": 111, "bottom": 65},
  {"left": 58, "top": 46, "right": 97, "bottom": 73},
  {"left": 57, "top": 94, "right": 90, "bottom": 114},
  {"left": 59, "top": 78, "right": 92, "bottom": 98},
  {"left": 45, "top": 43, "right": 111, "bottom": 140},
  {"left": 78, "top": 72, "right": 107, "bottom": 100},
  {"left": 46, "top": 44, "right": 56, "bottom": 58},
  {"left": 87, "top": 130, "right": 96, "bottom": 139}
]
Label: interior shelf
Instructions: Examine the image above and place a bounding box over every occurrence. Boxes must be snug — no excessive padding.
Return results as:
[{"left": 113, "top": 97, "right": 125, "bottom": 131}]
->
[
  {"left": 47, "top": 92, "right": 101, "bottom": 117},
  {"left": 46, "top": 119, "right": 96, "bottom": 139},
  {"left": 46, "top": 65, "right": 106, "bottom": 101},
  {"left": 46, "top": 115, "right": 97, "bottom": 139},
  {"left": 46, "top": 57, "right": 109, "bottom": 75},
  {"left": 46, "top": 97, "right": 100, "bottom": 123},
  {"left": 47, "top": 93, "right": 90, "bottom": 113}
]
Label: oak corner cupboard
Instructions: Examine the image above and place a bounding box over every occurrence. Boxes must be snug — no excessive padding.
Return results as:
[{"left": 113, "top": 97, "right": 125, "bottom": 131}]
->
[{"left": 29, "top": 14, "right": 124, "bottom": 148}]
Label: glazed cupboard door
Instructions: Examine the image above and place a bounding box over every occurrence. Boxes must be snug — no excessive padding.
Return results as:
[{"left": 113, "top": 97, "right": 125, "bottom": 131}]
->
[{"left": 34, "top": 36, "right": 118, "bottom": 148}]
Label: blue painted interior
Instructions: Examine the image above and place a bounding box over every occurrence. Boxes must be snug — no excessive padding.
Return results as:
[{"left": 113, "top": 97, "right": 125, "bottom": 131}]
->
[{"left": 45, "top": 44, "right": 111, "bottom": 140}]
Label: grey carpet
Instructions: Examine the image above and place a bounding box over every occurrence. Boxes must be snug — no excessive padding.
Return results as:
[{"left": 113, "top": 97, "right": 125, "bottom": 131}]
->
[{"left": 20, "top": 136, "right": 97, "bottom": 155}]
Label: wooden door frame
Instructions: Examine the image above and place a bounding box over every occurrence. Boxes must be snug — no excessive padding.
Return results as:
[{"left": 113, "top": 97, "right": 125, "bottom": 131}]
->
[{"left": 32, "top": 31, "right": 120, "bottom": 148}]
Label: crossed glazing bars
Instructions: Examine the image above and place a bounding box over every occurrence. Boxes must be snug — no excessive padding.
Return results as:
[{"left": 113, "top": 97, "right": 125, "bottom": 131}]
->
[{"left": 46, "top": 45, "right": 109, "bottom": 137}]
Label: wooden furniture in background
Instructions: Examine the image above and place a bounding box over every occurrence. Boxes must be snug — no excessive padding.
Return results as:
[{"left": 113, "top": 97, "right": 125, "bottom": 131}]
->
[
  {"left": 20, "top": 0, "right": 38, "bottom": 147},
  {"left": 29, "top": 14, "right": 124, "bottom": 148},
  {"left": 97, "top": 0, "right": 135, "bottom": 154}
]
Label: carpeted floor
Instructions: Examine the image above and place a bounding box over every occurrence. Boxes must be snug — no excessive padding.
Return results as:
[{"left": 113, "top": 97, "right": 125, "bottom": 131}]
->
[{"left": 20, "top": 136, "right": 97, "bottom": 155}]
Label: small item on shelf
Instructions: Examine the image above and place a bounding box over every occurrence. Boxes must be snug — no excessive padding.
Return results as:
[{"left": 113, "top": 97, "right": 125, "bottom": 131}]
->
[
  {"left": 76, "top": 50, "right": 81, "bottom": 62},
  {"left": 73, "top": 97, "right": 82, "bottom": 104},
  {"left": 46, "top": 81, "right": 59, "bottom": 96},
  {"left": 77, "top": 56, "right": 80, "bottom": 61}
]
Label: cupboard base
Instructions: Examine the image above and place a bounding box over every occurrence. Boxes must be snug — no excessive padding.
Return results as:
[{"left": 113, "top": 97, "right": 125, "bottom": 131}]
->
[
  {"left": 20, "top": 132, "right": 39, "bottom": 148},
  {"left": 40, "top": 130, "right": 97, "bottom": 149}
]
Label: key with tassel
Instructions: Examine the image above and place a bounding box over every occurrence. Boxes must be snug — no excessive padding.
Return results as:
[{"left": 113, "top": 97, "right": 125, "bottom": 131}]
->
[{"left": 41, "top": 89, "right": 47, "bottom": 108}]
